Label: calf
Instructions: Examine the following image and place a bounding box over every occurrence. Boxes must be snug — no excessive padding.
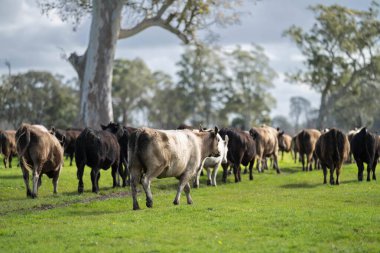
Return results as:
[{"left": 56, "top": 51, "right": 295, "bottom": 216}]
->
[
  {"left": 295, "top": 129, "right": 321, "bottom": 171},
  {"left": 75, "top": 128, "right": 120, "bottom": 193},
  {"left": 16, "top": 124, "right": 64, "bottom": 198},
  {"left": 315, "top": 128, "right": 350, "bottom": 185},
  {"left": 101, "top": 122, "right": 137, "bottom": 187},
  {"left": 195, "top": 135, "right": 229, "bottom": 187},
  {"left": 219, "top": 128, "right": 256, "bottom": 183},
  {"left": 249, "top": 126, "right": 281, "bottom": 174},
  {"left": 0, "top": 130, "right": 17, "bottom": 168},
  {"left": 350, "top": 127, "right": 380, "bottom": 181},
  {"left": 128, "top": 127, "right": 221, "bottom": 210}
]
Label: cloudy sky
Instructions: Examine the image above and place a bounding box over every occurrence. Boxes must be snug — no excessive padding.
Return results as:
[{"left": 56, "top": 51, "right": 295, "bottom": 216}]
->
[{"left": 0, "top": 0, "right": 374, "bottom": 119}]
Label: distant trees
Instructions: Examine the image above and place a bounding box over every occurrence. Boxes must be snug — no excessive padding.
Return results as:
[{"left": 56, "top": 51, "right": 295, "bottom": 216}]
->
[
  {"left": 284, "top": 2, "right": 380, "bottom": 129},
  {"left": 289, "top": 96, "right": 311, "bottom": 132},
  {"left": 0, "top": 71, "right": 78, "bottom": 128}
]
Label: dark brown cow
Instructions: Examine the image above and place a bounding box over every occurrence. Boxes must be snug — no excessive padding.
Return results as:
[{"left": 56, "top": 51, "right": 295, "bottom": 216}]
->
[
  {"left": 0, "top": 130, "right": 17, "bottom": 168},
  {"left": 350, "top": 127, "right": 380, "bottom": 181},
  {"left": 50, "top": 128, "right": 82, "bottom": 166},
  {"left": 296, "top": 129, "right": 321, "bottom": 171},
  {"left": 249, "top": 125, "right": 281, "bottom": 174},
  {"left": 128, "top": 127, "right": 221, "bottom": 210},
  {"left": 16, "top": 124, "right": 64, "bottom": 198},
  {"left": 219, "top": 128, "right": 256, "bottom": 183},
  {"left": 315, "top": 128, "right": 350, "bottom": 185},
  {"left": 101, "top": 122, "right": 137, "bottom": 187},
  {"left": 277, "top": 129, "right": 292, "bottom": 160},
  {"left": 75, "top": 127, "right": 121, "bottom": 193}
]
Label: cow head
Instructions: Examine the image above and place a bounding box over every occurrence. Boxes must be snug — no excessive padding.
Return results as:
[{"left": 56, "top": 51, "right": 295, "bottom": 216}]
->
[
  {"left": 209, "top": 126, "right": 221, "bottom": 157},
  {"left": 101, "top": 122, "right": 124, "bottom": 140},
  {"left": 249, "top": 128, "right": 259, "bottom": 140}
]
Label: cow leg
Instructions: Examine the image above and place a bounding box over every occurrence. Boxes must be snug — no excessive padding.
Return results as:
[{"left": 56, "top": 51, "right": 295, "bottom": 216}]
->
[
  {"left": 21, "top": 165, "right": 32, "bottom": 197},
  {"left": 222, "top": 163, "right": 228, "bottom": 183},
  {"left": 90, "top": 169, "right": 99, "bottom": 193},
  {"left": 142, "top": 176, "right": 153, "bottom": 208},
  {"left": 243, "top": 166, "right": 247, "bottom": 174},
  {"left": 211, "top": 165, "right": 218, "bottom": 186},
  {"left": 193, "top": 165, "right": 203, "bottom": 189},
  {"left": 233, "top": 163, "right": 239, "bottom": 183},
  {"left": 9, "top": 155, "right": 13, "bottom": 168},
  {"left": 335, "top": 166, "right": 341, "bottom": 185},
  {"left": 237, "top": 165, "right": 242, "bottom": 182},
  {"left": 130, "top": 171, "right": 142, "bottom": 210},
  {"left": 122, "top": 158, "right": 130, "bottom": 187},
  {"left": 38, "top": 174, "right": 42, "bottom": 189},
  {"left": 372, "top": 160, "right": 377, "bottom": 180},
  {"left": 184, "top": 182, "right": 193, "bottom": 204},
  {"left": 366, "top": 164, "right": 371, "bottom": 182},
  {"left": 307, "top": 154, "right": 313, "bottom": 171},
  {"left": 3, "top": 156, "right": 7, "bottom": 169},
  {"left": 206, "top": 167, "right": 212, "bottom": 186},
  {"left": 322, "top": 164, "right": 327, "bottom": 184},
  {"left": 249, "top": 159, "right": 254, "bottom": 180},
  {"left": 174, "top": 172, "right": 193, "bottom": 205},
  {"left": 256, "top": 158, "right": 262, "bottom": 173},
  {"left": 301, "top": 153, "right": 305, "bottom": 171},
  {"left": 273, "top": 154, "right": 281, "bottom": 174},
  {"left": 329, "top": 163, "right": 335, "bottom": 185},
  {"left": 356, "top": 160, "right": 364, "bottom": 181},
  {"left": 77, "top": 162, "right": 85, "bottom": 193},
  {"left": 32, "top": 166, "right": 41, "bottom": 198},
  {"left": 282, "top": 150, "right": 284, "bottom": 160},
  {"left": 111, "top": 163, "right": 120, "bottom": 187},
  {"left": 69, "top": 153, "right": 74, "bottom": 167}
]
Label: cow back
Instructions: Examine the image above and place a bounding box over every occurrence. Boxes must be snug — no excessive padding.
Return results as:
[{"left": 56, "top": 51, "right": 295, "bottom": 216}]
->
[
  {"left": 296, "top": 129, "right": 321, "bottom": 155},
  {"left": 351, "top": 128, "right": 378, "bottom": 165}
]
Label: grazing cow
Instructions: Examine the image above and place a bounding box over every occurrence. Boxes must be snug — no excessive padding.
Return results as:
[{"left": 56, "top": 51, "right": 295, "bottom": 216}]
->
[
  {"left": 295, "top": 129, "right": 321, "bottom": 171},
  {"left": 0, "top": 130, "right": 17, "bottom": 168},
  {"left": 194, "top": 135, "right": 229, "bottom": 187},
  {"left": 249, "top": 126, "right": 281, "bottom": 174},
  {"left": 219, "top": 128, "right": 256, "bottom": 183},
  {"left": 128, "top": 127, "right": 221, "bottom": 210},
  {"left": 315, "top": 128, "right": 350, "bottom": 185},
  {"left": 101, "top": 122, "right": 137, "bottom": 187},
  {"left": 350, "top": 127, "right": 380, "bottom": 181},
  {"left": 277, "top": 129, "right": 292, "bottom": 160},
  {"left": 75, "top": 127, "right": 120, "bottom": 193},
  {"left": 16, "top": 124, "right": 64, "bottom": 198}
]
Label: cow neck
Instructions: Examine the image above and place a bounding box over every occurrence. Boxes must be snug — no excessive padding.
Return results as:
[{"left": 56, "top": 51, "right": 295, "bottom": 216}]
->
[{"left": 195, "top": 131, "right": 214, "bottom": 160}]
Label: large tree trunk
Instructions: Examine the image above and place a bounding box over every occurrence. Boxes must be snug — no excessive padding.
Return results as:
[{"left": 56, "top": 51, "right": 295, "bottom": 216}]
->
[{"left": 79, "top": 0, "right": 123, "bottom": 128}]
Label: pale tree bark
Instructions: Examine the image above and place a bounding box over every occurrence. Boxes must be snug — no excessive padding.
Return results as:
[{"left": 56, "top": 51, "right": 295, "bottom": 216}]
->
[{"left": 76, "top": 0, "right": 123, "bottom": 128}]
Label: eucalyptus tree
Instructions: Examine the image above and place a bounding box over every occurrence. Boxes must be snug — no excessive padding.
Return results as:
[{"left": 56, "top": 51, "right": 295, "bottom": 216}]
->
[
  {"left": 223, "top": 44, "right": 277, "bottom": 129},
  {"left": 289, "top": 96, "right": 311, "bottom": 131},
  {"left": 284, "top": 3, "right": 380, "bottom": 129},
  {"left": 38, "top": 0, "right": 248, "bottom": 128}
]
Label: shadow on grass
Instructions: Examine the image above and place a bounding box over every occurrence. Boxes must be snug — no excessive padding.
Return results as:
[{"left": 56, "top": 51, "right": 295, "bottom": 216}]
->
[
  {"left": 280, "top": 182, "right": 320, "bottom": 189},
  {"left": 0, "top": 174, "right": 22, "bottom": 180},
  {"left": 279, "top": 167, "right": 302, "bottom": 174}
]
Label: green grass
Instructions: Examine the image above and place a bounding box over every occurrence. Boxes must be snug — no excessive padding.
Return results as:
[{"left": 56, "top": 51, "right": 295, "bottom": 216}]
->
[{"left": 0, "top": 154, "right": 379, "bottom": 253}]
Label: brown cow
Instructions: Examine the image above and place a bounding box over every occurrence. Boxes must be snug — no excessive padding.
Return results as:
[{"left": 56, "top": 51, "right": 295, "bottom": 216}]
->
[
  {"left": 291, "top": 135, "right": 299, "bottom": 163},
  {"left": 296, "top": 129, "right": 321, "bottom": 171},
  {"left": 315, "top": 128, "right": 350, "bottom": 185},
  {"left": 16, "top": 124, "right": 64, "bottom": 198},
  {"left": 128, "top": 127, "right": 221, "bottom": 210},
  {"left": 0, "top": 130, "right": 17, "bottom": 168},
  {"left": 277, "top": 129, "right": 292, "bottom": 160},
  {"left": 249, "top": 125, "right": 281, "bottom": 174}
]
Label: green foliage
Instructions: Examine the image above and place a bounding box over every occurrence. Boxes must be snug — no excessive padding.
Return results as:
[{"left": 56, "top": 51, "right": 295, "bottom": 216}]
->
[
  {"left": 0, "top": 71, "right": 79, "bottom": 129},
  {"left": 284, "top": 2, "right": 380, "bottom": 129},
  {"left": 112, "top": 58, "right": 155, "bottom": 125},
  {"left": 0, "top": 154, "right": 379, "bottom": 252},
  {"left": 223, "top": 44, "right": 277, "bottom": 128}
]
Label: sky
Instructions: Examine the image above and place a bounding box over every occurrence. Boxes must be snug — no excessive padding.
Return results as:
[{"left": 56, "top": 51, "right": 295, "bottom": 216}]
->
[{"left": 0, "top": 0, "right": 374, "bottom": 120}]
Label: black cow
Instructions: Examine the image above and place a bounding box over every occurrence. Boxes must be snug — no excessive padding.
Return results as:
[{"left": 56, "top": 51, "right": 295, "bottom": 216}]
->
[
  {"left": 75, "top": 127, "right": 120, "bottom": 193},
  {"left": 350, "top": 127, "right": 380, "bottom": 181},
  {"left": 219, "top": 128, "right": 256, "bottom": 183},
  {"left": 100, "top": 122, "right": 137, "bottom": 187},
  {"left": 50, "top": 128, "right": 82, "bottom": 166}
]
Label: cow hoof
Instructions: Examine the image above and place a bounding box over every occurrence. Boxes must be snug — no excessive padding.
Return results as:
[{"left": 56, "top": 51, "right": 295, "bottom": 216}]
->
[
  {"left": 206, "top": 180, "right": 211, "bottom": 186},
  {"left": 146, "top": 199, "right": 153, "bottom": 208},
  {"left": 133, "top": 205, "right": 140, "bottom": 211},
  {"left": 276, "top": 170, "right": 281, "bottom": 174},
  {"left": 173, "top": 200, "right": 179, "bottom": 205},
  {"left": 78, "top": 187, "right": 84, "bottom": 194},
  {"left": 31, "top": 193, "right": 37, "bottom": 199},
  {"left": 249, "top": 176, "right": 253, "bottom": 180},
  {"left": 193, "top": 182, "right": 199, "bottom": 189},
  {"left": 187, "top": 199, "right": 193, "bottom": 205}
]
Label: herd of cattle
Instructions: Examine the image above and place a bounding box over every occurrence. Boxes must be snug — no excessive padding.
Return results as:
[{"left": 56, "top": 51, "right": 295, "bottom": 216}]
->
[{"left": 0, "top": 123, "right": 379, "bottom": 210}]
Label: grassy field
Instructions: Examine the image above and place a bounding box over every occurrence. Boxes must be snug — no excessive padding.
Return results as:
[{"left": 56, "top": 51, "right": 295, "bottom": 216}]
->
[{"left": 0, "top": 154, "right": 379, "bottom": 253}]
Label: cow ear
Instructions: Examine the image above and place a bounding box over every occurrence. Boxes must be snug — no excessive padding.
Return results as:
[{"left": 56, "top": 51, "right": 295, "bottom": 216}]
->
[
  {"left": 214, "top": 126, "right": 219, "bottom": 134},
  {"left": 100, "top": 124, "right": 106, "bottom": 130},
  {"left": 279, "top": 131, "right": 284, "bottom": 136}
]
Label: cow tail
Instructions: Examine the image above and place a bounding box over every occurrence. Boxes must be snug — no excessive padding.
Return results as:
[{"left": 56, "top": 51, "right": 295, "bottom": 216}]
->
[{"left": 16, "top": 126, "right": 32, "bottom": 172}]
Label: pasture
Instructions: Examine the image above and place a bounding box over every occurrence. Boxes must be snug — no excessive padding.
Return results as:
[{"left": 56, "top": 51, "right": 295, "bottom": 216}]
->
[{"left": 0, "top": 154, "right": 379, "bottom": 253}]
